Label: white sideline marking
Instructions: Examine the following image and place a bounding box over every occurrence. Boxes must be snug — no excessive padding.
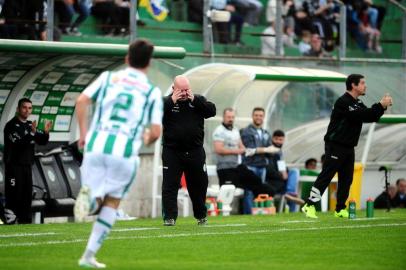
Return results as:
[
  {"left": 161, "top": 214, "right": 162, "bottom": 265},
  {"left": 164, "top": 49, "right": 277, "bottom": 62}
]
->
[
  {"left": 0, "top": 232, "right": 57, "bottom": 238},
  {"left": 1, "top": 222, "right": 405, "bottom": 248},
  {"left": 349, "top": 217, "right": 389, "bottom": 221},
  {"left": 280, "top": 220, "right": 318, "bottom": 224},
  {"left": 112, "top": 227, "right": 160, "bottom": 232},
  {"left": 205, "top": 224, "right": 247, "bottom": 228}
]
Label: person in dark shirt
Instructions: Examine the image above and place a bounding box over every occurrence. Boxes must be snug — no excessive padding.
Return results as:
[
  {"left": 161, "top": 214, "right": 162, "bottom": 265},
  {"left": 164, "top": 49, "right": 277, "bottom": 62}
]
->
[
  {"left": 302, "top": 74, "right": 392, "bottom": 219},
  {"left": 374, "top": 185, "right": 397, "bottom": 209},
  {"left": 162, "top": 75, "right": 216, "bottom": 226},
  {"left": 393, "top": 178, "right": 406, "bottom": 208},
  {"left": 4, "top": 98, "right": 51, "bottom": 224}
]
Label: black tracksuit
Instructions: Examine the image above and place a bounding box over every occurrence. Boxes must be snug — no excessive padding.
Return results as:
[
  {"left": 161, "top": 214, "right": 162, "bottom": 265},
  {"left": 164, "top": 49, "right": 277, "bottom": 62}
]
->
[
  {"left": 4, "top": 117, "right": 49, "bottom": 223},
  {"left": 307, "top": 92, "right": 385, "bottom": 211},
  {"left": 162, "top": 94, "right": 216, "bottom": 220}
]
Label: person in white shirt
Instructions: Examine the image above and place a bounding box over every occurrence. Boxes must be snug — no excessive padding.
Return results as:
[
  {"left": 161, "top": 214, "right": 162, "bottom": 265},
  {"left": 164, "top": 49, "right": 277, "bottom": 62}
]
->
[{"left": 74, "top": 39, "right": 162, "bottom": 268}]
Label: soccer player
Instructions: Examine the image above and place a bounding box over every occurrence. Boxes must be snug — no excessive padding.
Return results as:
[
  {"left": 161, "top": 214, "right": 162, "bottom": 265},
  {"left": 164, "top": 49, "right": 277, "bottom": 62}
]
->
[
  {"left": 74, "top": 39, "right": 162, "bottom": 268},
  {"left": 302, "top": 74, "right": 392, "bottom": 219}
]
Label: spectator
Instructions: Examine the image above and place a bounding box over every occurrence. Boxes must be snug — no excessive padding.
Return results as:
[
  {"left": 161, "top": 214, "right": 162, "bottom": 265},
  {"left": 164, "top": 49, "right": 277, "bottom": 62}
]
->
[
  {"left": 188, "top": 0, "right": 203, "bottom": 24},
  {"left": 394, "top": 178, "right": 406, "bottom": 208},
  {"left": 233, "top": 0, "right": 263, "bottom": 26},
  {"left": 91, "top": 0, "right": 122, "bottom": 35},
  {"left": 211, "top": 0, "right": 244, "bottom": 45},
  {"left": 305, "top": 158, "right": 317, "bottom": 170},
  {"left": 161, "top": 75, "right": 216, "bottom": 226},
  {"left": 213, "top": 108, "right": 277, "bottom": 211},
  {"left": 55, "top": 0, "right": 91, "bottom": 35},
  {"left": 240, "top": 107, "right": 275, "bottom": 213},
  {"left": 4, "top": 98, "right": 51, "bottom": 224},
  {"left": 298, "top": 30, "right": 312, "bottom": 55},
  {"left": 374, "top": 185, "right": 397, "bottom": 209},
  {"left": 266, "top": 130, "right": 304, "bottom": 211},
  {"left": 304, "top": 33, "right": 329, "bottom": 57}
]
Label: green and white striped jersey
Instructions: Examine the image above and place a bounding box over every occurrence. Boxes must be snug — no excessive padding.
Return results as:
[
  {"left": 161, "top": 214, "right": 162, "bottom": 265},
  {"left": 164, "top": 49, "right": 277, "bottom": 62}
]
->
[{"left": 82, "top": 67, "right": 162, "bottom": 158}]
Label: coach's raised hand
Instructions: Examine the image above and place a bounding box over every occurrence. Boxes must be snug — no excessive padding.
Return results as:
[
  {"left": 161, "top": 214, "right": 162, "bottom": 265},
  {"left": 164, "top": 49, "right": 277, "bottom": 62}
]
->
[{"left": 380, "top": 93, "right": 393, "bottom": 109}]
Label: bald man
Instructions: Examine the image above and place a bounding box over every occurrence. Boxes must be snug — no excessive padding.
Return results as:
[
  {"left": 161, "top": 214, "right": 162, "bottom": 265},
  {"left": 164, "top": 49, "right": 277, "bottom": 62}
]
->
[{"left": 161, "top": 75, "right": 216, "bottom": 226}]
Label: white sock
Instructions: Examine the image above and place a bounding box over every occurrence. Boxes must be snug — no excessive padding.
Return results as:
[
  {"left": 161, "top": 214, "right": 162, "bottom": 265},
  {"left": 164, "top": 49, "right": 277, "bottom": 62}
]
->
[{"left": 83, "top": 206, "right": 117, "bottom": 259}]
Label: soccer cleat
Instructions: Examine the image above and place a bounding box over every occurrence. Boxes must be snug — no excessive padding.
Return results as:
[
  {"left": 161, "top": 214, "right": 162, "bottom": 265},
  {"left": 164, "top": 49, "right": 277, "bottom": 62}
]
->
[
  {"left": 163, "top": 218, "right": 176, "bottom": 226},
  {"left": 301, "top": 203, "right": 318, "bottom": 219},
  {"left": 78, "top": 257, "right": 106, "bottom": 268},
  {"left": 197, "top": 218, "right": 208, "bottom": 226},
  {"left": 74, "top": 186, "right": 91, "bottom": 222},
  {"left": 334, "top": 209, "right": 349, "bottom": 218}
]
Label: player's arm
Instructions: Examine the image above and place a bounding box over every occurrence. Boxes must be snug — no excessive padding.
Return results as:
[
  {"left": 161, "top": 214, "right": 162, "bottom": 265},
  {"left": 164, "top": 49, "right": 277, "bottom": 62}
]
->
[
  {"left": 75, "top": 72, "right": 107, "bottom": 149},
  {"left": 143, "top": 87, "right": 163, "bottom": 146}
]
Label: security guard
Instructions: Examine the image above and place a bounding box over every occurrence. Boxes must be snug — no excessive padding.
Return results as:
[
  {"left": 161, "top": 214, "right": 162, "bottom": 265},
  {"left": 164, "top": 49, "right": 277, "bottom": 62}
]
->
[
  {"left": 4, "top": 98, "right": 51, "bottom": 224},
  {"left": 162, "top": 75, "right": 216, "bottom": 226},
  {"left": 302, "top": 74, "right": 393, "bottom": 219}
]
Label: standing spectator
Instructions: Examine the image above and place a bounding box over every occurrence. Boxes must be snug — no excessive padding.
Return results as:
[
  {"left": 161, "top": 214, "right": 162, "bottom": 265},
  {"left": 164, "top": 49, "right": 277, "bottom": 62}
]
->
[
  {"left": 4, "top": 98, "right": 51, "bottom": 224},
  {"left": 161, "top": 75, "right": 216, "bottom": 226},
  {"left": 74, "top": 39, "right": 162, "bottom": 268},
  {"left": 213, "top": 108, "right": 277, "bottom": 206},
  {"left": 302, "top": 74, "right": 392, "bottom": 218},
  {"left": 394, "top": 178, "right": 406, "bottom": 208},
  {"left": 240, "top": 107, "right": 275, "bottom": 213}
]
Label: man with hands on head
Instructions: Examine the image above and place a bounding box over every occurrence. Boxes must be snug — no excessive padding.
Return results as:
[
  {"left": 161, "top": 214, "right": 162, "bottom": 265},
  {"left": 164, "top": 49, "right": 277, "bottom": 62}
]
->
[
  {"left": 3, "top": 98, "right": 51, "bottom": 224},
  {"left": 161, "top": 75, "right": 216, "bottom": 226}
]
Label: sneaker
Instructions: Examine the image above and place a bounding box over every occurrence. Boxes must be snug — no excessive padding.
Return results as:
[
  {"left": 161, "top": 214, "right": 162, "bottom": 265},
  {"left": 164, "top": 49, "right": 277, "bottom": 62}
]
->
[
  {"left": 163, "top": 218, "right": 176, "bottom": 226},
  {"left": 334, "top": 209, "right": 349, "bottom": 218},
  {"left": 78, "top": 257, "right": 106, "bottom": 268},
  {"left": 69, "top": 27, "right": 82, "bottom": 36},
  {"left": 197, "top": 217, "right": 208, "bottom": 226},
  {"left": 74, "top": 186, "right": 91, "bottom": 222},
  {"left": 301, "top": 203, "right": 318, "bottom": 219}
]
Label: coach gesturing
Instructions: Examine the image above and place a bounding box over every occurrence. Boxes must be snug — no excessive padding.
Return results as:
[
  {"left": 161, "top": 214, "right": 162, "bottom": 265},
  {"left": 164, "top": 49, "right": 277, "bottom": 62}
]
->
[
  {"left": 302, "top": 74, "right": 393, "bottom": 219},
  {"left": 161, "top": 75, "right": 216, "bottom": 226}
]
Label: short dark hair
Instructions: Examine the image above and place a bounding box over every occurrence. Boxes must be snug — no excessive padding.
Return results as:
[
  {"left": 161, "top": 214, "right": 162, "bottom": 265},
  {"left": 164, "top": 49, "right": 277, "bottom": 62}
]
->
[
  {"left": 396, "top": 178, "right": 406, "bottom": 186},
  {"left": 252, "top": 107, "right": 265, "bottom": 114},
  {"left": 305, "top": 158, "right": 317, "bottom": 167},
  {"left": 272, "top": 129, "right": 285, "bottom": 137},
  {"left": 128, "top": 39, "right": 154, "bottom": 68},
  {"left": 18, "top": 98, "right": 32, "bottom": 108},
  {"left": 346, "top": 74, "right": 364, "bottom": 91},
  {"left": 223, "top": 107, "right": 234, "bottom": 115}
]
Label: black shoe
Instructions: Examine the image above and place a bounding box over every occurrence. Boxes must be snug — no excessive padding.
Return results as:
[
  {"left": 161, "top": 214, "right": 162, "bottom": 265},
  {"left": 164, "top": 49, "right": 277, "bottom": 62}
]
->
[
  {"left": 163, "top": 218, "right": 176, "bottom": 226},
  {"left": 197, "top": 218, "right": 207, "bottom": 226}
]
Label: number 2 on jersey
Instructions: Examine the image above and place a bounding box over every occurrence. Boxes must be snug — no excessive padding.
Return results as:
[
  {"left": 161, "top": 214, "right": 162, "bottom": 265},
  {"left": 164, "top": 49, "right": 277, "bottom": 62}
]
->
[{"left": 110, "top": 93, "right": 133, "bottom": 123}]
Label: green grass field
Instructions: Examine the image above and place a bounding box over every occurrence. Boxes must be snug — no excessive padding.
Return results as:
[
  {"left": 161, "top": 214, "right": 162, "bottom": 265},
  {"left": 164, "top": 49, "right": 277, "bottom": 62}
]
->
[{"left": 1, "top": 209, "right": 405, "bottom": 270}]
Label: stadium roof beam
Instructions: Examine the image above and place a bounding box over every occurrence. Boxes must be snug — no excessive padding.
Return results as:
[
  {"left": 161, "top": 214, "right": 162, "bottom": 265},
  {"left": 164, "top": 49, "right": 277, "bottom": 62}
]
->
[{"left": 0, "top": 39, "right": 186, "bottom": 59}]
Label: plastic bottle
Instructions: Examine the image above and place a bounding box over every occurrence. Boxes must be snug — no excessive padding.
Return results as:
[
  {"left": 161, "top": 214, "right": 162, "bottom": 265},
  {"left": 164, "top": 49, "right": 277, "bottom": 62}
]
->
[
  {"left": 366, "top": 198, "right": 374, "bottom": 218},
  {"left": 349, "top": 199, "right": 356, "bottom": 219}
]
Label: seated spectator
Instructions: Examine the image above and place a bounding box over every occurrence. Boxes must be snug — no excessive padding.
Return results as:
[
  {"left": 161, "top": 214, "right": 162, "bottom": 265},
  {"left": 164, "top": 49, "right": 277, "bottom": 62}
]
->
[
  {"left": 232, "top": 0, "right": 263, "bottom": 26},
  {"left": 304, "top": 33, "right": 329, "bottom": 57},
  {"left": 304, "top": 158, "right": 317, "bottom": 170},
  {"left": 211, "top": 0, "right": 244, "bottom": 45},
  {"left": 298, "top": 30, "right": 312, "bottom": 54},
  {"left": 394, "top": 178, "right": 406, "bottom": 208},
  {"left": 91, "top": 0, "right": 122, "bottom": 35},
  {"left": 347, "top": 0, "right": 381, "bottom": 52},
  {"left": 261, "top": 21, "right": 285, "bottom": 56},
  {"left": 266, "top": 130, "right": 304, "bottom": 211},
  {"left": 213, "top": 108, "right": 277, "bottom": 213},
  {"left": 374, "top": 185, "right": 397, "bottom": 209},
  {"left": 55, "top": 0, "right": 91, "bottom": 35},
  {"left": 188, "top": 0, "right": 203, "bottom": 24}
]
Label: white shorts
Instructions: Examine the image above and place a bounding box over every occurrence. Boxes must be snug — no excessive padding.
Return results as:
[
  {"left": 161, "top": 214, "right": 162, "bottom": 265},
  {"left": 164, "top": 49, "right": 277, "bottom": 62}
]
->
[{"left": 80, "top": 152, "right": 139, "bottom": 199}]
